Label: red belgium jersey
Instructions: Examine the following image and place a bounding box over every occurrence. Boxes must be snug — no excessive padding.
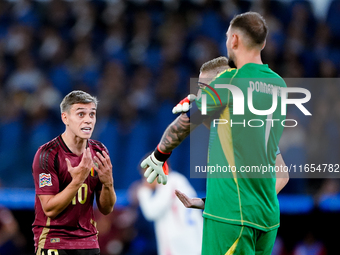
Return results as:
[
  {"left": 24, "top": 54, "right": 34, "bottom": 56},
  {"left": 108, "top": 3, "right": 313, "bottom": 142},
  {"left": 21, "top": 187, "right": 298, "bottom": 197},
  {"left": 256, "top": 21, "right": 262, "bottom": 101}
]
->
[{"left": 32, "top": 135, "right": 108, "bottom": 250}]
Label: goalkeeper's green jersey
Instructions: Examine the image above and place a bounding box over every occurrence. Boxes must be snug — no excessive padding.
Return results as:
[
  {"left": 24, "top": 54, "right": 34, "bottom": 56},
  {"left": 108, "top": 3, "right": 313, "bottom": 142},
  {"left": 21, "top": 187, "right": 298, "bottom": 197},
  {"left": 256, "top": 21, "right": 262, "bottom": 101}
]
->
[{"left": 196, "top": 63, "right": 286, "bottom": 231}]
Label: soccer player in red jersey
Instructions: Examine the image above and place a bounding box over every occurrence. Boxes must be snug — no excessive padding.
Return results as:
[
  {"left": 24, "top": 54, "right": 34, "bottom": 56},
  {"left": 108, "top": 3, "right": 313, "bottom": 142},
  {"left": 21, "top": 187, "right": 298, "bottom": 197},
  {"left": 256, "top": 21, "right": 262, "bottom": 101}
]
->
[{"left": 32, "top": 90, "right": 116, "bottom": 255}]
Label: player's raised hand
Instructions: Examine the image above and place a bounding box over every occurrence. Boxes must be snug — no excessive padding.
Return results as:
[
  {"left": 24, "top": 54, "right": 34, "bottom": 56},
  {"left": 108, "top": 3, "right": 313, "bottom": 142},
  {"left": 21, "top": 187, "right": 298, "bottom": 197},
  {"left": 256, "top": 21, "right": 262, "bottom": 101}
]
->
[
  {"left": 66, "top": 147, "right": 92, "bottom": 184},
  {"left": 175, "top": 189, "right": 205, "bottom": 209},
  {"left": 141, "top": 154, "right": 167, "bottom": 185},
  {"left": 172, "top": 94, "right": 196, "bottom": 114},
  {"left": 141, "top": 148, "right": 170, "bottom": 185},
  {"left": 93, "top": 151, "right": 113, "bottom": 187}
]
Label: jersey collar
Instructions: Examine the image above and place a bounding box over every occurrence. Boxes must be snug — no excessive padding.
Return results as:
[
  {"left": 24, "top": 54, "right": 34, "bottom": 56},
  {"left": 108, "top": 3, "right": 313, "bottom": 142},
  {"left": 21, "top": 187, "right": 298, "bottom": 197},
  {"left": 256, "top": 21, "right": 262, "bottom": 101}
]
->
[{"left": 58, "top": 135, "right": 89, "bottom": 154}]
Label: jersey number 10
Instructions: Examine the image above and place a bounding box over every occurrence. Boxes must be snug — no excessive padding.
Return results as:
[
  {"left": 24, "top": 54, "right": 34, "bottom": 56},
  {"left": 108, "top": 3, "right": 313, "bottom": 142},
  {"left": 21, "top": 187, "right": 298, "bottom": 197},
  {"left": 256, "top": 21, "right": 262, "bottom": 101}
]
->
[{"left": 72, "top": 183, "right": 88, "bottom": 205}]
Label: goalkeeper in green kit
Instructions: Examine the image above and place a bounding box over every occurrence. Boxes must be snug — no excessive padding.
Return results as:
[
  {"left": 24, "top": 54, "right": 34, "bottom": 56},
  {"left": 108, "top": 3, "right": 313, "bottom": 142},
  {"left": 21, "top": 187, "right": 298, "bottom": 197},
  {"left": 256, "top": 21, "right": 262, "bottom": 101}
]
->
[{"left": 141, "top": 12, "right": 289, "bottom": 255}]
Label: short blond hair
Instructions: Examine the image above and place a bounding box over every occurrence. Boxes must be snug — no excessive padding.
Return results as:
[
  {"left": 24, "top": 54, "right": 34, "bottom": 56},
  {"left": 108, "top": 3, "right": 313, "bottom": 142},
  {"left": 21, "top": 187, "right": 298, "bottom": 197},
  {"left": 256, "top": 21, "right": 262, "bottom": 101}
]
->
[
  {"left": 200, "top": 56, "right": 229, "bottom": 75},
  {"left": 60, "top": 90, "right": 98, "bottom": 113}
]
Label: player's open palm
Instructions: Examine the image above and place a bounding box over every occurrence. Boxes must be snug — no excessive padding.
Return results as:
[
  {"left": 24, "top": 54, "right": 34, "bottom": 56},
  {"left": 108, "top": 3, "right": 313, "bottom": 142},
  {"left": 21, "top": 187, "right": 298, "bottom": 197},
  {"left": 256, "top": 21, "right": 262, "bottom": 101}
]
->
[
  {"left": 175, "top": 189, "right": 205, "bottom": 209},
  {"left": 93, "top": 151, "right": 113, "bottom": 187},
  {"left": 66, "top": 147, "right": 92, "bottom": 184}
]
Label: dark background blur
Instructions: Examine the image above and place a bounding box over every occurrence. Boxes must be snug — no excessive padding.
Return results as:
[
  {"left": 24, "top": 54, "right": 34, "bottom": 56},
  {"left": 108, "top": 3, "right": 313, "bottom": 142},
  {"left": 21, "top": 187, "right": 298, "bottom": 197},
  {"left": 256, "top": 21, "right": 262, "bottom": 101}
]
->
[{"left": 0, "top": 0, "right": 340, "bottom": 254}]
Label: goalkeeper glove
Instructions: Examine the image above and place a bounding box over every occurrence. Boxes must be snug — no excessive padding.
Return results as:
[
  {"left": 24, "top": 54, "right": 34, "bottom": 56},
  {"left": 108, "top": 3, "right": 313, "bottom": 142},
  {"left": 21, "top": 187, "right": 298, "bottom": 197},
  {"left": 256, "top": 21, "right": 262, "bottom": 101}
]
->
[
  {"left": 141, "top": 146, "right": 171, "bottom": 185},
  {"left": 172, "top": 94, "right": 196, "bottom": 114}
]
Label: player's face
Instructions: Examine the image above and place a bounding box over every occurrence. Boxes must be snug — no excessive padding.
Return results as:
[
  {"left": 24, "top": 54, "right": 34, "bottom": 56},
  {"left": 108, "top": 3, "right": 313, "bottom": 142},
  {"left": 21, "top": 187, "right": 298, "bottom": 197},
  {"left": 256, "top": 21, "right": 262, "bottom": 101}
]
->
[{"left": 63, "top": 103, "right": 96, "bottom": 139}]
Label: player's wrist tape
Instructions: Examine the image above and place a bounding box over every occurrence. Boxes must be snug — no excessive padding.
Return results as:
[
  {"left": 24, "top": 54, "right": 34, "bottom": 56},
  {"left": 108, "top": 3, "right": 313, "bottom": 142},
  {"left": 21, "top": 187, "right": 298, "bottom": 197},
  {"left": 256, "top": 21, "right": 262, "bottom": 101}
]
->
[{"left": 154, "top": 145, "right": 172, "bottom": 162}]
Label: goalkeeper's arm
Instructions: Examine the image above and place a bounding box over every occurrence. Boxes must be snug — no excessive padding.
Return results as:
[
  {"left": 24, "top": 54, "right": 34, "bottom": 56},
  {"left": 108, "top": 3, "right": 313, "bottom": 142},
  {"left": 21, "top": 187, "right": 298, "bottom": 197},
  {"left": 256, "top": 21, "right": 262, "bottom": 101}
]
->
[
  {"left": 141, "top": 102, "right": 208, "bottom": 184},
  {"left": 159, "top": 101, "right": 208, "bottom": 152}
]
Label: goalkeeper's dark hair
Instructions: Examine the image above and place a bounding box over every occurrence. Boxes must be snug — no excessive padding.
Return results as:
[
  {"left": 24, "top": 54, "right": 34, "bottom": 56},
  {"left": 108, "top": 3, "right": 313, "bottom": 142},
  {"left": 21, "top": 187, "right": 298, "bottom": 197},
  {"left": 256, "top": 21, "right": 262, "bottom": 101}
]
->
[
  {"left": 60, "top": 90, "right": 98, "bottom": 113},
  {"left": 200, "top": 56, "right": 230, "bottom": 75},
  {"left": 230, "top": 12, "right": 268, "bottom": 48}
]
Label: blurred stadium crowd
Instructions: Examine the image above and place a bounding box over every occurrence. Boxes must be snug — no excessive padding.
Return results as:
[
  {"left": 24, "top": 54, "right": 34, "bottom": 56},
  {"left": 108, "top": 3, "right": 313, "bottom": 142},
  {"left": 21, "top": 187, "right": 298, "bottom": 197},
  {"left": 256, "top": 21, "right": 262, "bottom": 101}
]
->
[
  {"left": 0, "top": 0, "right": 340, "bottom": 254},
  {"left": 1, "top": 0, "right": 340, "bottom": 192}
]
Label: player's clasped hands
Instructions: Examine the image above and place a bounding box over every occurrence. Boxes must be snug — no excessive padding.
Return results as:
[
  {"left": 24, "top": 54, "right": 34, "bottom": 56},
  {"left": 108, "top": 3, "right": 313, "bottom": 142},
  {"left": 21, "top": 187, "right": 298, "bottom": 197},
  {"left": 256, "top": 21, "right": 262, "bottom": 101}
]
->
[
  {"left": 93, "top": 151, "right": 113, "bottom": 187},
  {"left": 66, "top": 147, "right": 92, "bottom": 184}
]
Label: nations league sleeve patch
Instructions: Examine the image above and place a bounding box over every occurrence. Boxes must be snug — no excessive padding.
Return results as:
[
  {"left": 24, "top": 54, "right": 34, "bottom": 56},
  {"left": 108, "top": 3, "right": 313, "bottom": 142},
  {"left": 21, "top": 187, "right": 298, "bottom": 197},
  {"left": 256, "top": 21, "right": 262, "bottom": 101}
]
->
[{"left": 39, "top": 173, "right": 52, "bottom": 188}]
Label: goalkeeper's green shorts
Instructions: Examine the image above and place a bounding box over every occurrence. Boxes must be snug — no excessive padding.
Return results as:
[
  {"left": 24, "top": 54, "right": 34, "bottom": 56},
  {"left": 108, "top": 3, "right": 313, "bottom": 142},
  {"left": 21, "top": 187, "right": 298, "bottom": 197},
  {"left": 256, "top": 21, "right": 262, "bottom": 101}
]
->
[{"left": 202, "top": 218, "right": 278, "bottom": 255}]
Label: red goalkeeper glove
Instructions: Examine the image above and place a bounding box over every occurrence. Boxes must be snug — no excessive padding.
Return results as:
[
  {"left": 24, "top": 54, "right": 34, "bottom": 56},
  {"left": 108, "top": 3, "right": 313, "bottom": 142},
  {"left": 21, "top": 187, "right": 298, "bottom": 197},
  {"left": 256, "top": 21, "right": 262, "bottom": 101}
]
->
[{"left": 172, "top": 94, "right": 196, "bottom": 114}]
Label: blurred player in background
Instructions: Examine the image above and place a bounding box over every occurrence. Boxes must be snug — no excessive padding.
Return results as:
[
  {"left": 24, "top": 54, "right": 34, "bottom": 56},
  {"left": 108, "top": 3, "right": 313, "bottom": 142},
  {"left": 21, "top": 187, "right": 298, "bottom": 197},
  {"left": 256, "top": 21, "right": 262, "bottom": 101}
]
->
[
  {"left": 141, "top": 12, "right": 289, "bottom": 255},
  {"left": 0, "top": 206, "right": 25, "bottom": 255},
  {"left": 32, "top": 90, "right": 116, "bottom": 255},
  {"left": 137, "top": 161, "right": 203, "bottom": 255}
]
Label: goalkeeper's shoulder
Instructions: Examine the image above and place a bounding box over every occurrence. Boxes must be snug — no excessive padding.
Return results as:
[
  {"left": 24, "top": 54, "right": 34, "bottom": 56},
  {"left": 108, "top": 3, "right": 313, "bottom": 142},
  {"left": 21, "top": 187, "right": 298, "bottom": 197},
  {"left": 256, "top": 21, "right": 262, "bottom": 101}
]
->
[
  {"left": 209, "top": 68, "right": 237, "bottom": 86},
  {"left": 217, "top": 68, "right": 237, "bottom": 78}
]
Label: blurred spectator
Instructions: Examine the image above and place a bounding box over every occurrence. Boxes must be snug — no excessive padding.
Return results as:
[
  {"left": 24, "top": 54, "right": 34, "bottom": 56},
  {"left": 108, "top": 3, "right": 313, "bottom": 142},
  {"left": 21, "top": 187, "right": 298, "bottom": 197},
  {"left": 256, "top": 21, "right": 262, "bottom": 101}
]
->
[
  {"left": 6, "top": 53, "right": 44, "bottom": 93},
  {"left": 126, "top": 180, "right": 158, "bottom": 255},
  {"left": 155, "top": 65, "right": 179, "bottom": 102},
  {"left": 306, "top": 97, "right": 332, "bottom": 167},
  {"left": 129, "top": 10, "right": 153, "bottom": 65},
  {"left": 95, "top": 208, "right": 138, "bottom": 255},
  {"left": 313, "top": 22, "right": 332, "bottom": 63},
  {"left": 279, "top": 114, "right": 307, "bottom": 168},
  {"left": 159, "top": 13, "right": 186, "bottom": 66},
  {"left": 103, "top": 22, "right": 128, "bottom": 65},
  {"left": 137, "top": 163, "right": 203, "bottom": 255},
  {"left": 326, "top": 0, "right": 340, "bottom": 43},
  {"left": 0, "top": 206, "right": 25, "bottom": 255},
  {"left": 96, "top": 61, "right": 126, "bottom": 118},
  {"left": 4, "top": 24, "right": 33, "bottom": 56},
  {"left": 39, "top": 26, "right": 64, "bottom": 65},
  {"left": 315, "top": 179, "right": 340, "bottom": 211},
  {"left": 0, "top": 91, "right": 24, "bottom": 187},
  {"left": 293, "top": 232, "right": 327, "bottom": 255},
  {"left": 318, "top": 59, "right": 338, "bottom": 78},
  {"left": 67, "top": 40, "right": 100, "bottom": 92},
  {"left": 12, "top": 0, "right": 39, "bottom": 28},
  {"left": 271, "top": 235, "right": 286, "bottom": 255},
  {"left": 24, "top": 80, "right": 62, "bottom": 170},
  {"left": 127, "top": 66, "right": 154, "bottom": 113},
  {"left": 70, "top": 1, "right": 96, "bottom": 42},
  {"left": 189, "top": 36, "right": 220, "bottom": 73}
]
